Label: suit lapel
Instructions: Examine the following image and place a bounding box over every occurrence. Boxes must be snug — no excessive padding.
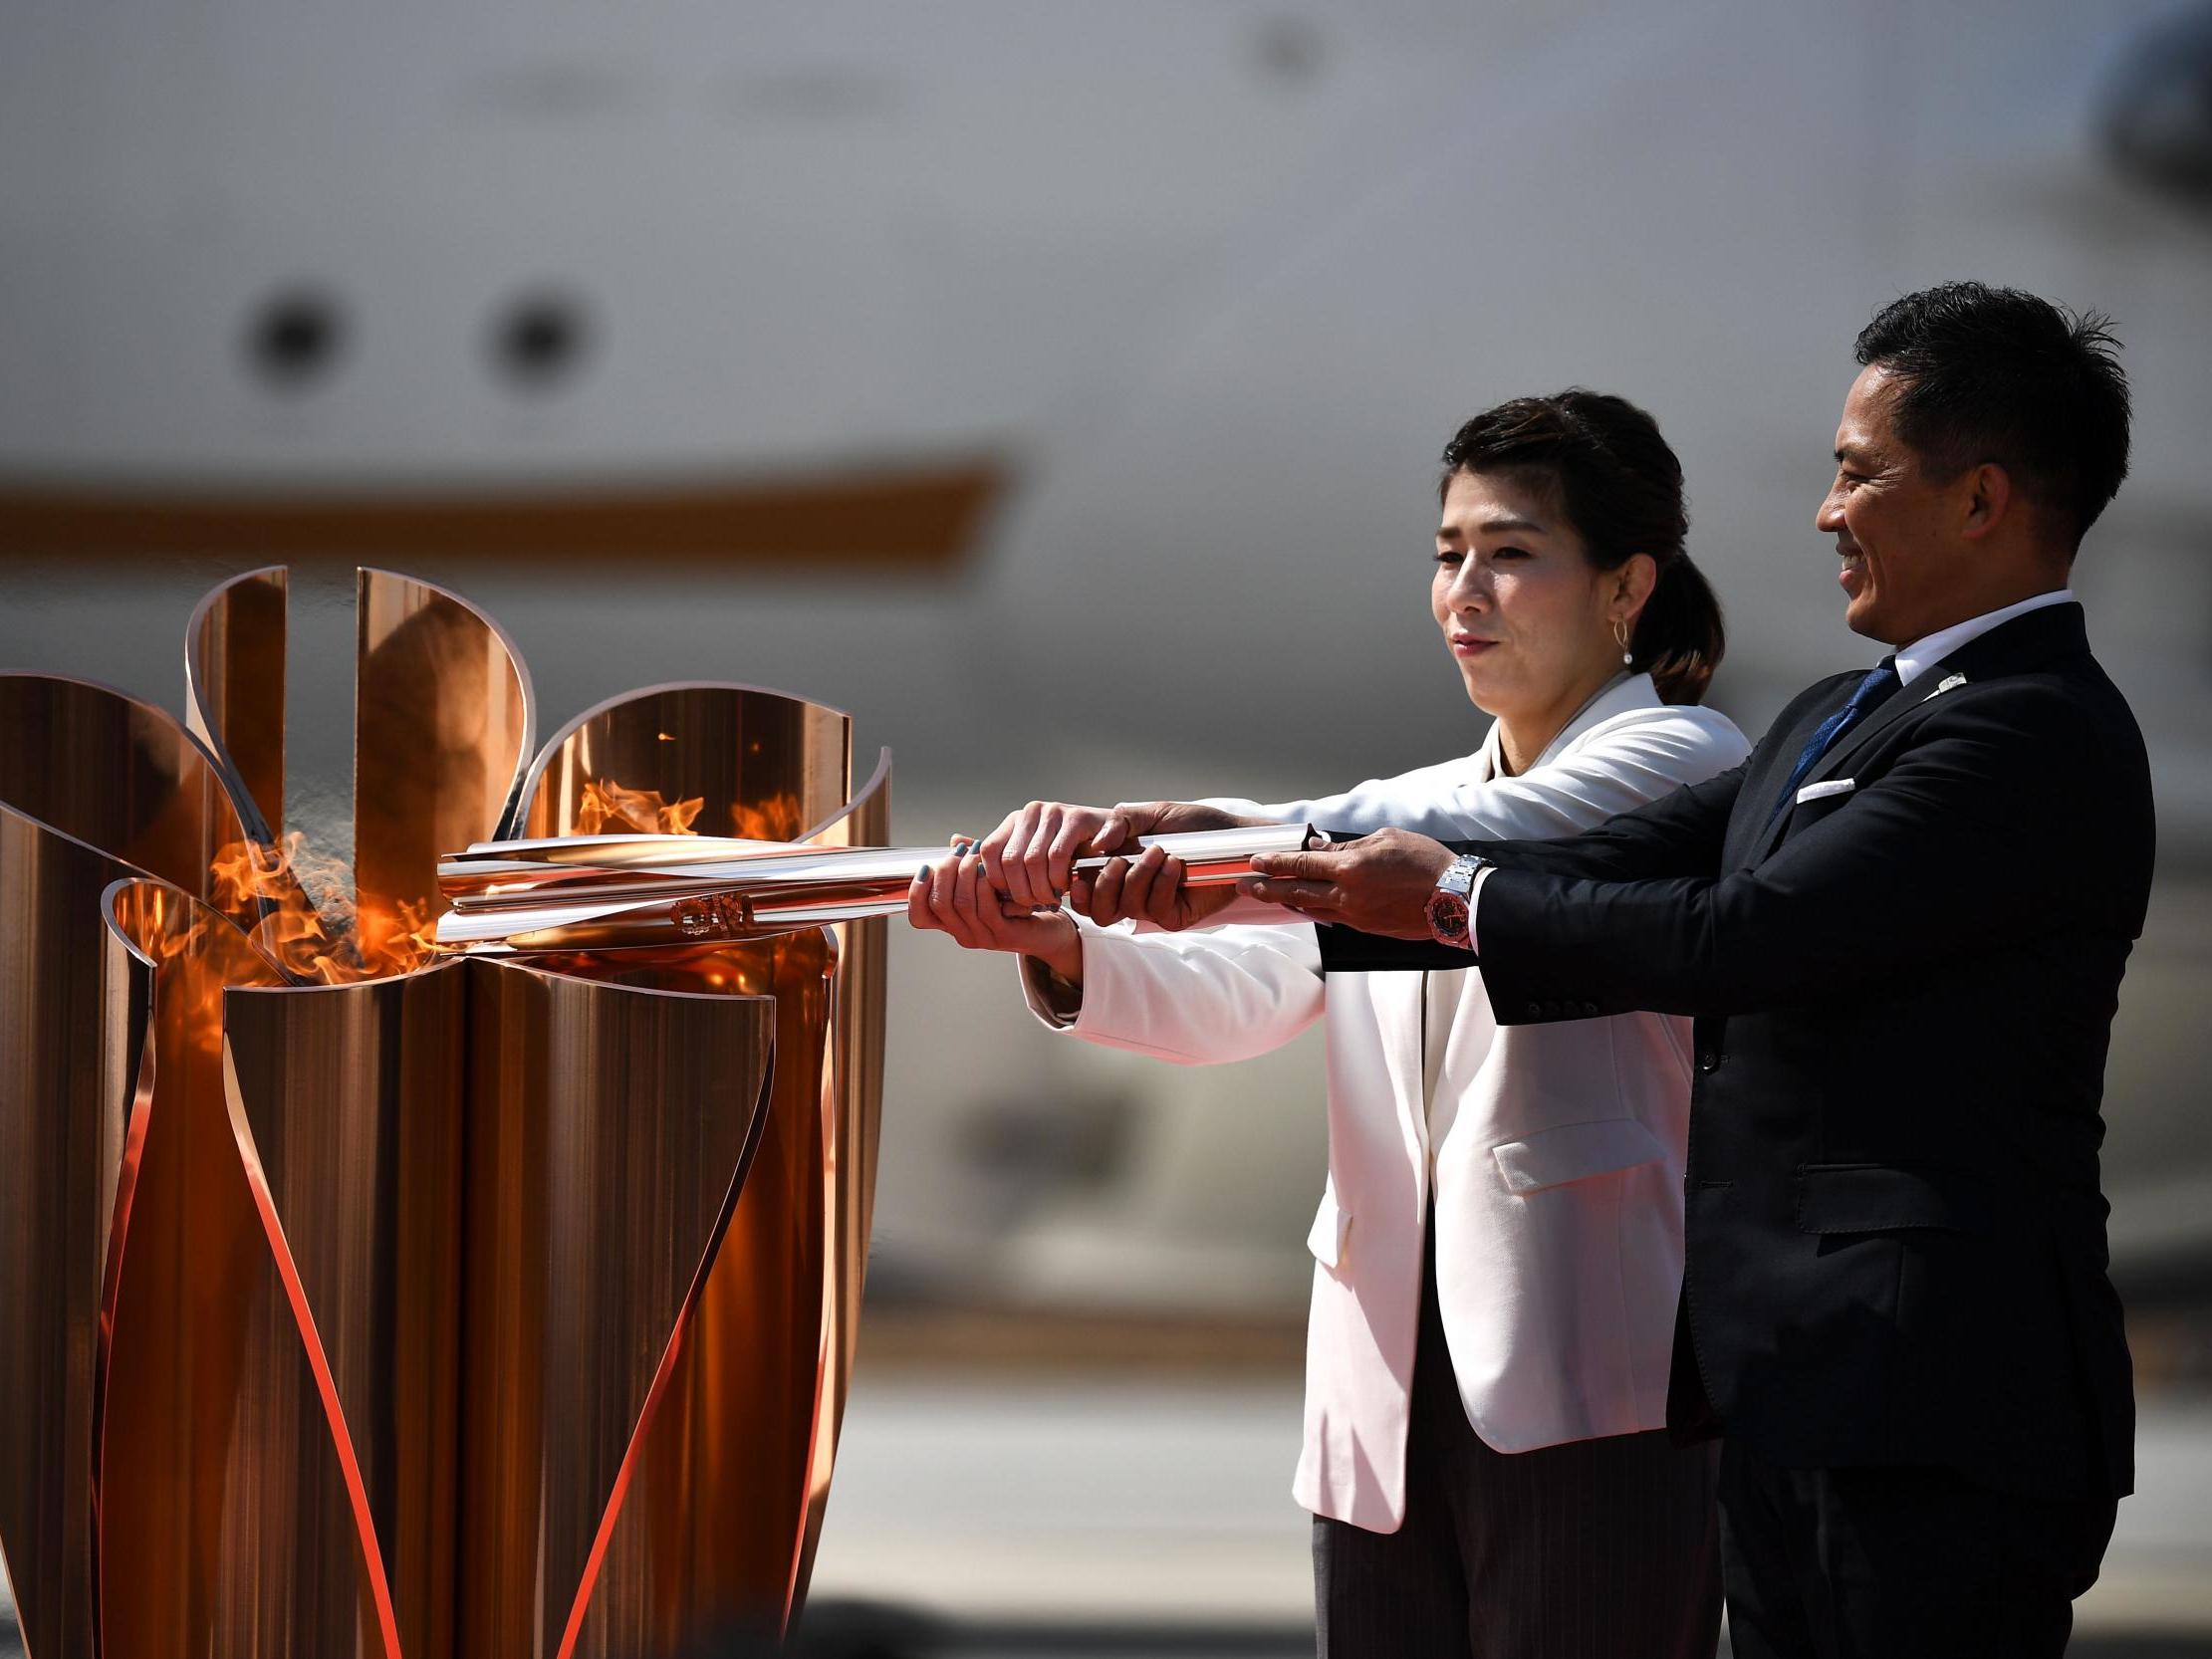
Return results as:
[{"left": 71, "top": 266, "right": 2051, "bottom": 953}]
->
[
  {"left": 1724, "top": 684, "right": 1850, "bottom": 869},
  {"left": 1739, "top": 601, "right": 2092, "bottom": 868},
  {"left": 1741, "top": 671, "right": 1921, "bottom": 865}
]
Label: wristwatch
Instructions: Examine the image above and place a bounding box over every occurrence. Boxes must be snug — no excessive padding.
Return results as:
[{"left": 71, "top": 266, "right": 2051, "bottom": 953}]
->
[{"left": 1425, "top": 853, "right": 1489, "bottom": 950}]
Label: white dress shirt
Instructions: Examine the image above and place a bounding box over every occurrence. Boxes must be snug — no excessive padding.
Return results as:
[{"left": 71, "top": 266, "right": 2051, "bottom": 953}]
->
[{"left": 1892, "top": 587, "right": 2075, "bottom": 686}]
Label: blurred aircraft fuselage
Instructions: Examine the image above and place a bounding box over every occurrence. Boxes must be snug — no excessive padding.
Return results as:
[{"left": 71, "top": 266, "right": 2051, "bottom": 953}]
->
[{"left": 4, "top": 0, "right": 2211, "bottom": 1311}]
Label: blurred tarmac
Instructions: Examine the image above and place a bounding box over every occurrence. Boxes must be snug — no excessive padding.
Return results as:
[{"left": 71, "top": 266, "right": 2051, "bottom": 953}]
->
[
  {"left": 6, "top": 1379, "right": 2208, "bottom": 1656},
  {"left": 786, "top": 1611, "right": 2212, "bottom": 1658},
  {"left": 799, "top": 1375, "right": 2212, "bottom": 1656}
]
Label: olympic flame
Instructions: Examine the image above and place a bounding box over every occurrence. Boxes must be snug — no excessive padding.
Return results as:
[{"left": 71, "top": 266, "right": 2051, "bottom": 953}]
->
[
  {"left": 0, "top": 568, "right": 891, "bottom": 1659},
  {"left": 574, "top": 779, "right": 705, "bottom": 837}
]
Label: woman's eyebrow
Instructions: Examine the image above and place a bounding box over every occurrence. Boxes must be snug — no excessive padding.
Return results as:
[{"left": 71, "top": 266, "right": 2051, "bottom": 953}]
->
[{"left": 1479, "top": 515, "right": 1545, "bottom": 535}]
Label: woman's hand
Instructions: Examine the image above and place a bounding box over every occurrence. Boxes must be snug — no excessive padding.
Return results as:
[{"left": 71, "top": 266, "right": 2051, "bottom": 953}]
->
[
  {"left": 1074, "top": 841, "right": 1239, "bottom": 932},
  {"left": 977, "top": 799, "right": 1267, "bottom": 909},
  {"left": 906, "top": 842, "right": 1084, "bottom": 983}
]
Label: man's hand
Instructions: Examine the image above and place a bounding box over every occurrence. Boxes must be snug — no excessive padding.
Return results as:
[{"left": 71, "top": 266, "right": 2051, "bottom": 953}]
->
[
  {"left": 1238, "top": 829, "right": 1457, "bottom": 939},
  {"left": 977, "top": 799, "right": 1265, "bottom": 909}
]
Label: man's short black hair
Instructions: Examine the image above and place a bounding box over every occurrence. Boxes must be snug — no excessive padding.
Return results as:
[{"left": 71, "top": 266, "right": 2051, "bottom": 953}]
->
[{"left": 1854, "top": 282, "right": 2130, "bottom": 552}]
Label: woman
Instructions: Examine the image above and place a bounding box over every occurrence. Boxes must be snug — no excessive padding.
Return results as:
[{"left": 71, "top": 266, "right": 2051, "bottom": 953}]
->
[{"left": 911, "top": 391, "right": 1749, "bottom": 1657}]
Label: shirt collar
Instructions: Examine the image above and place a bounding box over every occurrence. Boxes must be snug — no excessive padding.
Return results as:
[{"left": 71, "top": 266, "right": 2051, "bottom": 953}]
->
[
  {"left": 1479, "top": 670, "right": 1649, "bottom": 780},
  {"left": 1892, "top": 588, "right": 2076, "bottom": 687}
]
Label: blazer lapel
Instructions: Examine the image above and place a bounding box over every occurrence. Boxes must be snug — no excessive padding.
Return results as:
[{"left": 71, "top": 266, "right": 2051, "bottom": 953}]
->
[
  {"left": 1378, "top": 734, "right": 1505, "bottom": 1161},
  {"left": 1361, "top": 971, "right": 1432, "bottom": 1162}
]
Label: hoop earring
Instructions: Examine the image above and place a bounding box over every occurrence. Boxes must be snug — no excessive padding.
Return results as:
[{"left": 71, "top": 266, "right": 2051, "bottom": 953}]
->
[{"left": 1613, "top": 618, "right": 1632, "bottom": 666}]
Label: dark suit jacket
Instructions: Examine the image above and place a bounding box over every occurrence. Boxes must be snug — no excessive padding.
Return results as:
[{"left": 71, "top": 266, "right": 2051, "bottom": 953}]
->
[{"left": 1317, "top": 602, "right": 2151, "bottom": 1498}]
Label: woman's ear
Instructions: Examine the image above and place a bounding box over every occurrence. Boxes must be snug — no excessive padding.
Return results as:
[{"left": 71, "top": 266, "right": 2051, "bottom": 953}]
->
[{"left": 1610, "top": 553, "right": 1660, "bottom": 626}]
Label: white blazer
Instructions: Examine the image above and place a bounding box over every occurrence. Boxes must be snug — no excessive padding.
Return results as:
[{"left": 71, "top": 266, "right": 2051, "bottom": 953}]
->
[{"left": 1020, "top": 674, "right": 1749, "bottom": 1533}]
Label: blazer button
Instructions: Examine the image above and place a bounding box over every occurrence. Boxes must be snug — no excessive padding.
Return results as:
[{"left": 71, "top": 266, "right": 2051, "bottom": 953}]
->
[
  {"left": 1525, "top": 1002, "right": 1544, "bottom": 1020},
  {"left": 1581, "top": 1002, "right": 1599, "bottom": 1017},
  {"left": 1697, "top": 1050, "right": 1720, "bottom": 1072}
]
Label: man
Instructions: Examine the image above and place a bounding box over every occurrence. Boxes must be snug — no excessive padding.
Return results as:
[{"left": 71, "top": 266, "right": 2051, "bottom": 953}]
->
[{"left": 1228, "top": 284, "right": 2151, "bottom": 1656}]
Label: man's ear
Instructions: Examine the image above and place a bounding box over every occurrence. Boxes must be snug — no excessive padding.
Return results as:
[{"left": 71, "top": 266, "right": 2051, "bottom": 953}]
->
[{"left": 1960, "top": 461, "right": 2014, "bottom": 543}]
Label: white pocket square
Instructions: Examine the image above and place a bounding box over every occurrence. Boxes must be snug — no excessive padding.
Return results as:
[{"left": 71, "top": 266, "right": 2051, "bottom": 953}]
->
[{"left": 1796, "top": 778, "right": 1856, "bottom": 805}]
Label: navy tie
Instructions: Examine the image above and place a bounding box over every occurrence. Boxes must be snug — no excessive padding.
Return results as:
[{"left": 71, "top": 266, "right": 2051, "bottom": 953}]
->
[{"left": 1768, "top": 656, "right": 1899, "bottom": 824}]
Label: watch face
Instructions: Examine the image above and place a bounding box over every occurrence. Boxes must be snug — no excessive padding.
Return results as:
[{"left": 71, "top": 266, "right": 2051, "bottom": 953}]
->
[{"left": 1426, "top": 888, "right": 1469, "bottom": 944}]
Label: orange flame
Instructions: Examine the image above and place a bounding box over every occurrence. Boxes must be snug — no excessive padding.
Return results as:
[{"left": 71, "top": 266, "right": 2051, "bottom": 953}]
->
[
  {"left": 202, "top": 780, "right": 728, "bottom": 985},
  {"left": 730, "top": 793, "right": 803, "bottom": 842},
  {"left": 107, "top": 881, "right": 286, "bottom": 1056},
  {"left": 210, "top": 832, "right": 440, "bottom": 985},
  {"left": 577, "top": 778, "right": 705, "bottom": 836},
  {"left": 123, "top": 885, "right": 212, "bottom": 967}
]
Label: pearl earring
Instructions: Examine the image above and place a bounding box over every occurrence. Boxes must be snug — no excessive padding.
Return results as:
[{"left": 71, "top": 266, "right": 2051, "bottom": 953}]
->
[{"left": 1613, "top": 619, "right": 1632, "bottom": 666}]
